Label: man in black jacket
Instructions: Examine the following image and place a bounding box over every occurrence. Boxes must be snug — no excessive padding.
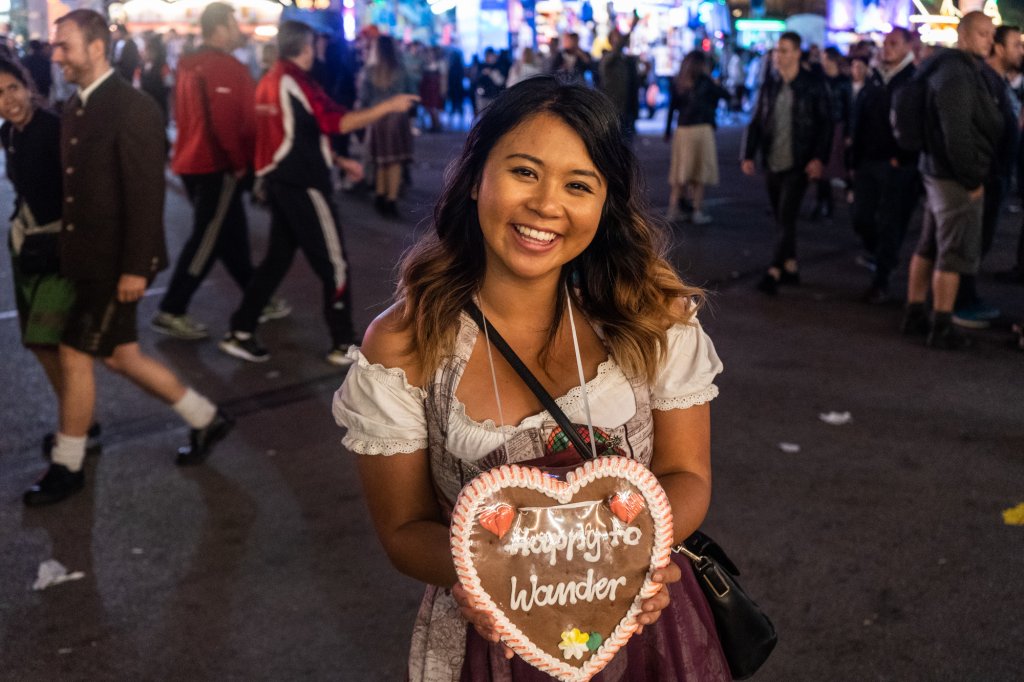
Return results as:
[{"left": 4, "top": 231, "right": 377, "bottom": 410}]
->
[
  {"left": 902, "top": 11, "right": 1004, "bottom": 349},
  {"left": 741, "top": 31, "right": 833, "bottom": 295},
  {"left": 24, "top": 10, "right": 232, "bottom": 507},
  {"left": 849, "top": 27, "right": 919, "bottom": 304}
]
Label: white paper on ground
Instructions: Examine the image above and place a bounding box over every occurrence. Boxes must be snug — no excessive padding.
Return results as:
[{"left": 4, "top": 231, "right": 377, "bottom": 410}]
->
[
  {"left": 32, "top": 559, "right": 85, "bottom": 591},
  {"left": 819, "top": 411, "right": 853, "bottom": 426},
  {"left": 778, "top": 442, "right": 801, "bottom": 453}
]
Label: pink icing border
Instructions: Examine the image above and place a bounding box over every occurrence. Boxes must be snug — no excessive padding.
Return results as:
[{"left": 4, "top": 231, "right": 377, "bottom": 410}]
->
[{"left": 450, "top": 456, "right": 674, "bottom": 682}]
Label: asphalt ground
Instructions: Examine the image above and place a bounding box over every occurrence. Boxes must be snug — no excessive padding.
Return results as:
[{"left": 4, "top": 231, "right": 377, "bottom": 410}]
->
[{"left": 0, "top": 120, "right": 1022, "bottom": 681}]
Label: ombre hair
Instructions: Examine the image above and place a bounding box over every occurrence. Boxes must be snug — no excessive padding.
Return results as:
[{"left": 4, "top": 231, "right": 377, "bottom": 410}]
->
[{"left": 394, "top": 75, "right": 703, "bottom": 382}]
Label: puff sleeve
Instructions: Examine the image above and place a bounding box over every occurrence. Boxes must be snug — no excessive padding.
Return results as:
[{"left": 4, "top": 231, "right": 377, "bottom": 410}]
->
[
  {"left": 332, "top": 348, "right": 429, "bottom": 455},
  {"left": 650, "top": 319, "right": 723, "bottom": 411}
]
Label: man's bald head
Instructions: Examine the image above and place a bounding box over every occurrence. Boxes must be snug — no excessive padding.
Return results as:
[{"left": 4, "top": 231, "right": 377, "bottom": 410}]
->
[{"left": 959, "top": 11, "right": 996, "bottom": 58}]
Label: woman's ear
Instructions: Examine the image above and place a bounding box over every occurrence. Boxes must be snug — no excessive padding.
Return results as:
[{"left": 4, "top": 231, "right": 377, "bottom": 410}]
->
[{"left": 470, "top": 184, "right": 478, "bottom": 201}]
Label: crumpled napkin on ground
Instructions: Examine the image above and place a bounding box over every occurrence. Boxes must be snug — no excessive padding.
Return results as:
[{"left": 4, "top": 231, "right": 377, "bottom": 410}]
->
[
  {"left": 32, "top": 559, "right": 85, "bottom": 591},
  {"left": 819, "top": 411, "right": 853, "bottom": 426}
]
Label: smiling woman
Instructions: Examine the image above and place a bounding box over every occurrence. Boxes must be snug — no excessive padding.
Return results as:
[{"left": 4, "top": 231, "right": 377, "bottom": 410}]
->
[{"left": 333, "top": 76, "right": 730, "bottom": 681}]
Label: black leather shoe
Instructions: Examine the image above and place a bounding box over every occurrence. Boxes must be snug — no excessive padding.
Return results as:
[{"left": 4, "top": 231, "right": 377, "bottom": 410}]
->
[
  {"left": 176, "top": 410, "right": 234, "bottom": 466},
  {"left": 756, "top": 273, "right": 779, "bottom": 295},
  {"left": 24, "top": 464, "right": 85, "bottom": 507},
  {"left": 900, "top": 308, "right": 930, "bottom": 337},
  {"left": 42, "top": 423, "right": 102, "bottom": 460},
  {"left": 927, "top": 324, "right": 973, "bottom": 351},
  {"left": 778, "top": 270, "right": 801, "bottom": 286}
]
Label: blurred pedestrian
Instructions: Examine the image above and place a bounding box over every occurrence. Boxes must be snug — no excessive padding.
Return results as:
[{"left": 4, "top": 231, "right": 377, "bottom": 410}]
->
[
  {"left": 506, "top": 46, "right": 541, "bottom": 87},
  {"left": 20, "top": 39, "right": 53, "bottom": 100},
  {"left": 360, "top": 35, "right": 416, "bottom": 217},
  {"left": 550, "top": 31, "right": 592, "bottom": 81},
  {"left": 152, "top": 2, "right": 289, "bottom": 342},
  {"left": 0, "top": 58, "right": 91, "bottom": 457},
  {"left": 848, "top": 27, "right": 919, "bottom": 305},
  {"left": 952, "top": 23, "right": 1023, "bottom": 329},
  {"left": 139, "top": 33, "right": 171, "bottom": 123},
  {"left": 419, "top": 45, "right": 446, "bottom": 132},
  {"left": 473, "top": 47, "right": 505, "bottom": 114},
  {"left": 26, "top": 10, "right": 233, "bottom": 507},
  {"left": 665, "top": 50, "right": 728, "bottom": 224},
  {"left": 901, "top": 12, "right": 1003, "bottom": 349},
  {"left": 219, "top": 21, "right": 418, "bottom": 366},
  {"left": 598, "top": 15, "right": 641, "bottom": 140},
  {"left": 742, "top": 31, "right": 833, "bottom": 295},
  {"left": 445, "top": 47, "right": 466, "bottom": 126},
  {"left": 111, "top": 24, "right": 140, "bottom": 83},
  {"left": 812, "top": 46, "right": 852, "bottom": 221}
]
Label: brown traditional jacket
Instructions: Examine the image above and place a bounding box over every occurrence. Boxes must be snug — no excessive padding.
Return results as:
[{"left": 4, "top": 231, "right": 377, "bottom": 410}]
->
[{"left": 60, "top": 73, "right": 167, "bottom": 281}]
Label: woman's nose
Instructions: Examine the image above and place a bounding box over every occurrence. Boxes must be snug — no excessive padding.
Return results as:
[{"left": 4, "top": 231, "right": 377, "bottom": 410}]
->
[{"left": 525, "top": 181, "right": 561, "bottom": 218}]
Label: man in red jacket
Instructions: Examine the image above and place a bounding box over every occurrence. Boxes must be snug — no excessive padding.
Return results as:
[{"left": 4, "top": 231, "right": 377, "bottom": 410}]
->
[
  {"left": 151, "top": 2, "right": 288, "bottom": 340},
  {"left": 219, "top": 21, "right": 417, "bottom": 366}
]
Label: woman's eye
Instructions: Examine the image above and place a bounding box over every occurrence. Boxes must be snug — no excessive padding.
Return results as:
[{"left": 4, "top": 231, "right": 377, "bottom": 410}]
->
[
  {"left": 511, "top": 167, "right": 536, "bottom": 178},
  {"left": 567, "top": 182, "right": 593, "bottom": 193}
]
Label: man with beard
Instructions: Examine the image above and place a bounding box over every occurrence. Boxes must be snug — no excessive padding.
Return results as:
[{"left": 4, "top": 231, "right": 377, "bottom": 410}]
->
[{"left": 25, "top": 10, "right": 232, "bottom": 507}]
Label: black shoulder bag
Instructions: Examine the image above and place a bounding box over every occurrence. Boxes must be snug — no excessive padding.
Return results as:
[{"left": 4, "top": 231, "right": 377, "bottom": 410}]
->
[{"left": 464, "top": 301, "right": 777, "bottom": 679}]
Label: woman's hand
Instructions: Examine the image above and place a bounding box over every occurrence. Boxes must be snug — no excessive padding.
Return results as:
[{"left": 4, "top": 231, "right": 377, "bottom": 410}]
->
[
  {"left": 452, "top": 582, "right": 515, "bottom": 660},
  {"left": 635, "top": 558, "right": 683, "bottom": 634}
]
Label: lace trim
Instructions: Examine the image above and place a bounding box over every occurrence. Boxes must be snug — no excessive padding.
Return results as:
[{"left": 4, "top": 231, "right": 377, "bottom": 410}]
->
[
  {"left": 343, "top": 435, "right": 428, "bottom": 456},
  {"left": 350, "top": 348, "right": 427, "bottom": 399},
  {"left": 449, "top": 357, "right": 620, "bottom": 433},
  {"left": 651, "top": 384, "right": 719, "bottom": 411}
]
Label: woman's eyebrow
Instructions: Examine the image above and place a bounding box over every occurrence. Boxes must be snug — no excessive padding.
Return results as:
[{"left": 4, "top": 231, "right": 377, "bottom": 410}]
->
[{"left": 505, "top": 153, "right": 603, "bottom": 186}]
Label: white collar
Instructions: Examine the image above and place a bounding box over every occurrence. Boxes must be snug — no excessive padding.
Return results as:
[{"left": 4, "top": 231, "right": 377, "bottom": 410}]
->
[
  {"left": 78, "top": 68, "right": 115, "bottom": 106},
  {"left": 880, "top": 53, "right": 914, "bottom": 84}
]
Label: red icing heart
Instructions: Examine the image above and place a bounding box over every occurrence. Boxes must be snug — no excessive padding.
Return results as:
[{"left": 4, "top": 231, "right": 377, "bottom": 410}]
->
[
  {"left": 478, "top": 503, "right": 515, "bottom": 539},
  {"left": 608, "top": 491, "right": 646, "bottom": 524},
  {"left": 450, "top": 456, "right": 673, "bottom": 682}
]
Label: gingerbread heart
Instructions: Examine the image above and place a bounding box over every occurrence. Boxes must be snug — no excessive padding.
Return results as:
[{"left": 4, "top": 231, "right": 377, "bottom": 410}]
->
[{"left": 450, "top": 456, "right": 673, "bottom": 682}]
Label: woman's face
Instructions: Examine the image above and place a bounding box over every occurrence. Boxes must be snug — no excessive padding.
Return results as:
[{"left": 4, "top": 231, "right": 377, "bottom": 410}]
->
[
  {"left": 0, "top": 73, "right": 32, "bottom": 128},
  {"left": 473, "top": 112, "right": 607, "bottom": 286}
]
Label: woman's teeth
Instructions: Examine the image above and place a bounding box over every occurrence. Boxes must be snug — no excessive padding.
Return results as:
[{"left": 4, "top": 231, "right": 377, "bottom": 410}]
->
[{"left": 514, "top": 224, "right": 556, "bottom": 243}]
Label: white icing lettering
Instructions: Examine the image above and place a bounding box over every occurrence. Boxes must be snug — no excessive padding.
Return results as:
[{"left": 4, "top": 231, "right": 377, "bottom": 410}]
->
[
  {"left": 504, "top": 521, "right": 642, "bottom": 565},
  {"left": 508, "top": 570, "right": 630, "bottom": 612}
]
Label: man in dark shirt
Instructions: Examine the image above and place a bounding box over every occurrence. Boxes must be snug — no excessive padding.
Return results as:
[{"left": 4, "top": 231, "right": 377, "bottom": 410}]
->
[
  {"left": 741, "top": 31, "right": 833, "bottom": 295},
  {"left": 849, "top": 27, "right": 919, "bottom": 304},
  {"left": 902, "top": 11, "right": 1004, "bottom": 349},
  {"left": 24, "top": 10, "right": 233, "bottom": 507}
]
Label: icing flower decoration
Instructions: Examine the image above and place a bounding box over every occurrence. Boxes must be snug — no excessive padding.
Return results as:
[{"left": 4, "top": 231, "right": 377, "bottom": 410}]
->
[
  {"left": 586, "top": 632, "right": 603, "bottom": 651},
  {"left": 558, "top": 628, "right": 590, "bottom": 660}
]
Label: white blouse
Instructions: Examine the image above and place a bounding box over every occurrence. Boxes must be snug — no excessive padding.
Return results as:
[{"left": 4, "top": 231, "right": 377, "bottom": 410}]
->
[{"left": 333, "top": 319, "right": 723, "bottom": 461}]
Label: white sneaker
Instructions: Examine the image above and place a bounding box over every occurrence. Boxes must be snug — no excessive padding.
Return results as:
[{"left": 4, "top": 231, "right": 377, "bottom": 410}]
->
[
  {"left": 219, "top": 332, "right": 270, "bottom": 363},
  {"left": 259, "top": 297, "right": 292, "bottom": 323},
  {"left": 326, "top": 344, "right": 356, "bottom": 367},
  {"left": 691, "top": 210, "right": 712, "bottom": 225},
  {"left": 150, "top": 312, "right": 209, "bottom": 340}
]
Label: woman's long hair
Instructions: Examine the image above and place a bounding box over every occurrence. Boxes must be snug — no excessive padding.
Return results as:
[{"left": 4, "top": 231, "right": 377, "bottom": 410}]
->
[
  {"left": 370, "top": 35, "right": 400, "bottom": 90},
  {"left": 673, "top": 50, "right": 707, "bottom": 95},
  {"left": 395, "top": 75, "right": 703, "bottom": 382}
]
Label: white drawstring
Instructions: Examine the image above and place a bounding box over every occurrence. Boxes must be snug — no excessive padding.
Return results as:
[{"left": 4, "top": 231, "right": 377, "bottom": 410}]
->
[{"left": 565, "top": 284, "right": 599, "bottom": 460}]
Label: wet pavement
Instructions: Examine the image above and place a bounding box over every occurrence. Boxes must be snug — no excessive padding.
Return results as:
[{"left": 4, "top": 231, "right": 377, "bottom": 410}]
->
[{"left": 1, "top": 121, "right": 1022, "bottom": 681}]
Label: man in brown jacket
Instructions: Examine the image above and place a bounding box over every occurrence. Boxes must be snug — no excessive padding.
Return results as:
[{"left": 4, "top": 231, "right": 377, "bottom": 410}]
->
[{"left": 24, "top": 9, "right": 232, "bottom": 507}]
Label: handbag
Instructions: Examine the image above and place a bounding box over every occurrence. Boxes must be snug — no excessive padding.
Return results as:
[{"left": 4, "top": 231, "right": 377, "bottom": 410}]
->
[
  {"left": 674, "top": 532, "right": 777, "bottom": 679},
  {"left": 464, "top": 301, "right": 777, "bottom": 679}
]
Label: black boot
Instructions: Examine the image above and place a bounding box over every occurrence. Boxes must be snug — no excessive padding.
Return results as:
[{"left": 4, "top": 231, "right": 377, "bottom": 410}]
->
[
  {"left": 176, "top": 409, "right": 235, "bottom": 466},
  {"left": 24, "top": 464, "right": 85, "bottom": 507}
]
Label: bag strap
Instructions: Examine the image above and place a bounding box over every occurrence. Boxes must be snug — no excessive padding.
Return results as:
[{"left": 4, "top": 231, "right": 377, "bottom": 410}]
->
[{"left": 463, "top": 301, "right": 596, "bottom": 460}]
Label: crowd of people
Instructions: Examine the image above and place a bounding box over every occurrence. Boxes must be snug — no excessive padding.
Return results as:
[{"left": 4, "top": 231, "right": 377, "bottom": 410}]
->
[{"left": 4, "top": 5, "right": 1023, "bottom": 511}]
